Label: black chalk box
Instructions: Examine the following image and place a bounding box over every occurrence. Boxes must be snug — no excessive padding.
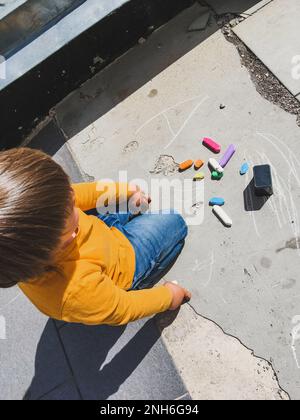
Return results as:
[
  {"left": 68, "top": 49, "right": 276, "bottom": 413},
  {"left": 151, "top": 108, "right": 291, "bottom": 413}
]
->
[{"left": 253, "top": 165, "right": 273, "bottom": 196}]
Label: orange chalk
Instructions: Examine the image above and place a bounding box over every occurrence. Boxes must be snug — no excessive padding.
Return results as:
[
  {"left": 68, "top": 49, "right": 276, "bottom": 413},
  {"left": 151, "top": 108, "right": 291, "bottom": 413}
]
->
[
  {"left": 179, "top": 160, "right": 194, "bottom": 171},
  {"left": 194, "top": 160, "right": 204, "bottom": 170}
]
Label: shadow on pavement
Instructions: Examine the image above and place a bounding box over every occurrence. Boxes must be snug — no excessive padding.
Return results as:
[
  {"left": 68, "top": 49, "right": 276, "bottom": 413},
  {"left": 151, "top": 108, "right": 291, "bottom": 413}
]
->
[
  {"left": 24, "top": 310, "right": 180, "bottom": 400},
  {"left": 55, "top": 0, "right": 263, "bottom": 139},
  {"left": 243, "top": 178, "right": 270, "bottom": 211}
]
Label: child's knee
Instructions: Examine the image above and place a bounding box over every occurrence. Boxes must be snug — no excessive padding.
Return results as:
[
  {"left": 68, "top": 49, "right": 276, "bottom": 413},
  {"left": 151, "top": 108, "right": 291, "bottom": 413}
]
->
[{"left": 169, "top": 213, "right": 188, "bottom": 240}]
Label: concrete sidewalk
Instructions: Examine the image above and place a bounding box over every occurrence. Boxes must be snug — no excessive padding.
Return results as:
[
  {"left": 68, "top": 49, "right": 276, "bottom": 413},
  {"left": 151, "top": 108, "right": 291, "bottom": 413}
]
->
[
  {"left": 233, "top": 0, "right": 300, "bottom": 100},
  {"left": 1, "top": 0, "right": 299, "bottom": 399}
]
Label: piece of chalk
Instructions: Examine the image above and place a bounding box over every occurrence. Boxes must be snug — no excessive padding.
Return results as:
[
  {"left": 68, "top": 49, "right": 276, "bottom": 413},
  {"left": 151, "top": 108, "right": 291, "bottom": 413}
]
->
[
  {"left": 209, "top": 197, "right": 225, "bottom": 206},
  {"left": 179, "top": 160, "right": 194, "bottom": 171},
  {"left": 193, "top": 172, "right": 205, "bottom": 181},
  {"left": 211, "top": 171, "right": 223, "bottom": 180},
  {"left": 208, "top": 158, "right": 224, "bottom": 174},
  {"left": 172, "top": 281, "right": 179, "bottom": 285},
  {"left": 219, "top": 144, "right": 236, "bottom": 168},
  {"left": 203, "top": 137, "right": 221, "bottom": 154},
  {"left": 194, "top": 160, "right": 204, "bottom": 170},
  {"left": 211, "top": 171, "right": 224, "bottom": 180},
  {"left": 240, "top": 162, "right": 249, "bottom": 175},
  {"left": 213, "top": 205, "right": 232, "bottom": 227}
]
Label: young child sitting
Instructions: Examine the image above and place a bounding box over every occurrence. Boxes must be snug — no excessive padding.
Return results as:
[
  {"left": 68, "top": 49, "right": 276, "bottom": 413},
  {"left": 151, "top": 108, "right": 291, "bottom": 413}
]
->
[{"left": 0, "top": 148, "right": 191, "bottom": 325}]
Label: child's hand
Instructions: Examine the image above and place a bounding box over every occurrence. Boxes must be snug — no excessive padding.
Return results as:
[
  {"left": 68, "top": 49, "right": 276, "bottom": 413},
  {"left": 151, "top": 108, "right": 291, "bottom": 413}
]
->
[
  {"left": 164, "top": 282, "right": 192, "bottom": 310},
  {"left": 135, "top": 190, "right": 151, "bottom": 207},
  {"left": 129, "top": 184, "right": 151, "bottom": 214}
]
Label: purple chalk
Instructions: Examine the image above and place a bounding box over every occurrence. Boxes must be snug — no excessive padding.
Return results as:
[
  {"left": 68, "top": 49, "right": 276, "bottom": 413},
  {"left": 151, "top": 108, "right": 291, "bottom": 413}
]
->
[{"left": 219, "top": 144, "right": 236, "bottom": 168}]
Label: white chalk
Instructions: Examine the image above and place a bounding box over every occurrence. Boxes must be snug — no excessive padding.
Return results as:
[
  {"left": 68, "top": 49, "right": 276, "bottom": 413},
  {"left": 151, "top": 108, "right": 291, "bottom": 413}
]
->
[
  {"left": 208, "top": 158, "right": 224, "bottom": 174},
  {"left": 213, "top": 205, "right": 232, "bottom": 227}
]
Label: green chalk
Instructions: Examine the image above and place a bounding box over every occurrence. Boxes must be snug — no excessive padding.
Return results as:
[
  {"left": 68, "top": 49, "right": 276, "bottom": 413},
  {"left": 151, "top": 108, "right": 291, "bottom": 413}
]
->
[{"left": 211, "top": 171, "right": 224, "bottom": 180}]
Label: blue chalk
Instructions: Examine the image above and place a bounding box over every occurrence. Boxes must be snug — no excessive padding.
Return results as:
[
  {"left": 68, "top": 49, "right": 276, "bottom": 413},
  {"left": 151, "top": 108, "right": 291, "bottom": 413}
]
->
[
  {"left": 209, "top": 197, "right": 225, "bottom": 206},
  {"left": 240, "top": 162, "right": 249, "bottom": 175}
]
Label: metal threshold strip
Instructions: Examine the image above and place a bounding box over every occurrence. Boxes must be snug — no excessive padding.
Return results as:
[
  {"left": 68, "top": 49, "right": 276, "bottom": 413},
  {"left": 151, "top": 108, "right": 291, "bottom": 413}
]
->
[{"left": 0, "top": 0, "right": 87, "bottom": 58}]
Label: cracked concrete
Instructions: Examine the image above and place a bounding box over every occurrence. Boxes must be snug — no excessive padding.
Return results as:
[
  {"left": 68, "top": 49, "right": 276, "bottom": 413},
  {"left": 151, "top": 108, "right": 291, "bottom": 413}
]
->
[
  {"left": 232, "top": 0, "right": 300, "bottom": 98},
  {"left": 150, "top": 155, "right": 179, "bottom": 176},
  {"left": 200, "top": 1, "right": 300, "bottom": 127},
  {"left": 210, "top": 7, "right": 300, "bottom": 127},
  {"left": 225, "top": 31, "right": 300, "bottom": 127},
  {"left": 157, "top": 304, "right": 289, "bottom": 400}
]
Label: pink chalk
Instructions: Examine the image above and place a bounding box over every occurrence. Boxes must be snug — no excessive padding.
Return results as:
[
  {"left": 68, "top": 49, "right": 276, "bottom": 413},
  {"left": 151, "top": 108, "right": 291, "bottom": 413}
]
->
[{"left": 202, "top": 137, "right": 221, "bottom": 154}]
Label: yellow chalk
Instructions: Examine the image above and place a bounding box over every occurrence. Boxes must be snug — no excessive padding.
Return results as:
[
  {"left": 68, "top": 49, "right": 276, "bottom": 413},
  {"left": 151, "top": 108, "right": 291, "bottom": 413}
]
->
[{"left": 193, "top": 172, "right": 205, "bottom": 181}]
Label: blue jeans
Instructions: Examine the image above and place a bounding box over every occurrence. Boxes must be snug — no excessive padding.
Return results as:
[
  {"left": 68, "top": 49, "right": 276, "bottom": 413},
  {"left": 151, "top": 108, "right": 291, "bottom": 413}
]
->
[{"left": 87, "top": 210, "right": 188, "bottom": 290}]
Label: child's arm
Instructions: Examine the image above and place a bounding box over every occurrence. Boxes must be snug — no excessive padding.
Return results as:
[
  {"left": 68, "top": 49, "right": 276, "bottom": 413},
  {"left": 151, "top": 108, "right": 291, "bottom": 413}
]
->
[
  {"left": 72, "top": 181, "right": 136, "bottom": 212},
  {"left": 62, "top": 271, "right": 174, "bottom": 326}
]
